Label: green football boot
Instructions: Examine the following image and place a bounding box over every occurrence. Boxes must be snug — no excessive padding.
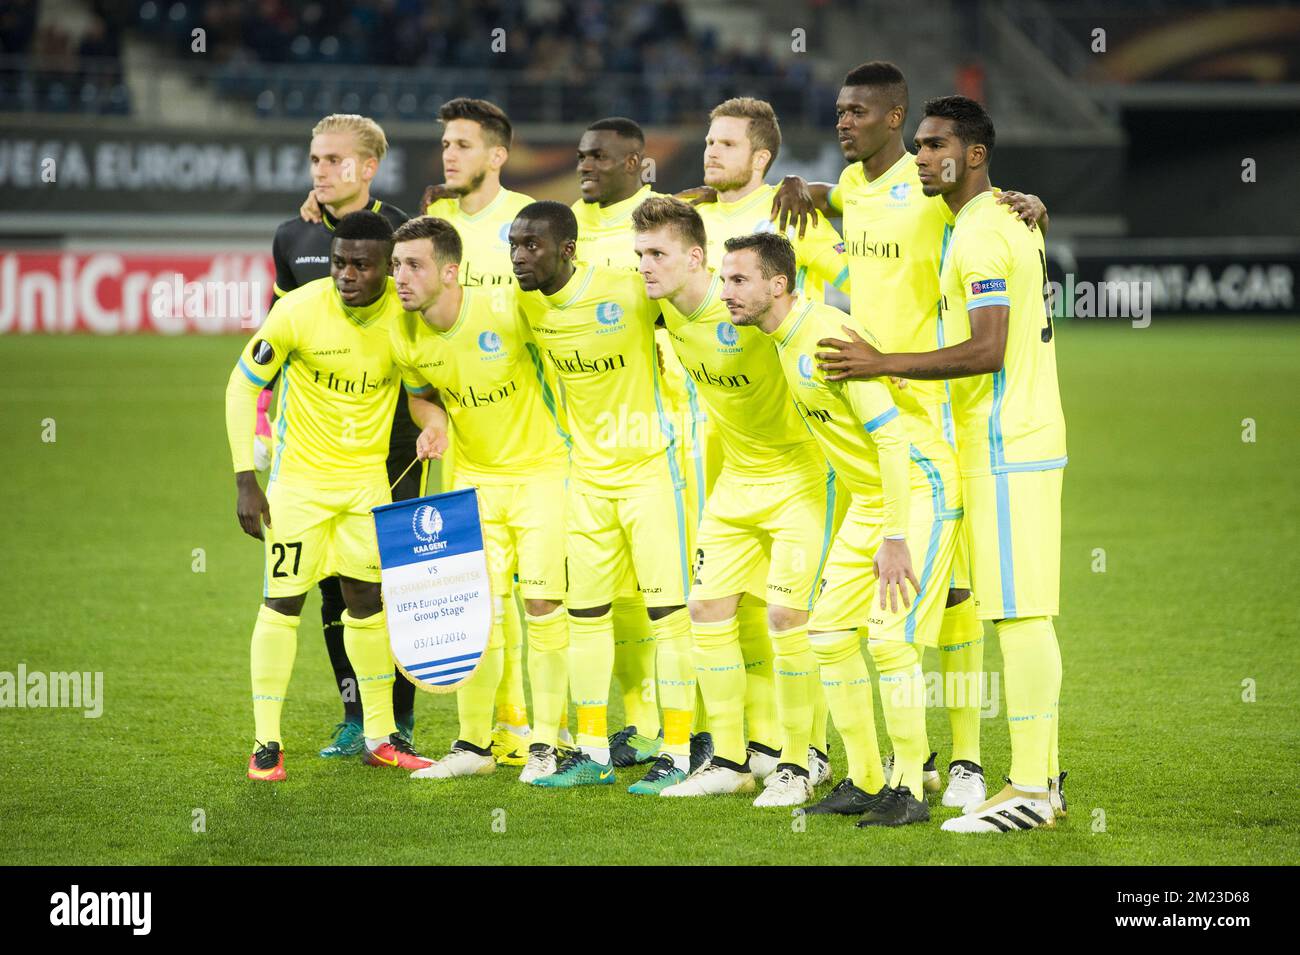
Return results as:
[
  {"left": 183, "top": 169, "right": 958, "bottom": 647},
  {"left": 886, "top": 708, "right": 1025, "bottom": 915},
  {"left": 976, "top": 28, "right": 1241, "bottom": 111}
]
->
[
  {"left": 529, "top": 750, "right": 616, "bottom": 788},
  {"left": 609, "top": 725, "right": 661, "bottom": 767},
  {"left": 627, "top": 754, "right": 687, "bottom": 795},
  {"left": 319, "top": 719, "right": 365, "bottom": 758}
]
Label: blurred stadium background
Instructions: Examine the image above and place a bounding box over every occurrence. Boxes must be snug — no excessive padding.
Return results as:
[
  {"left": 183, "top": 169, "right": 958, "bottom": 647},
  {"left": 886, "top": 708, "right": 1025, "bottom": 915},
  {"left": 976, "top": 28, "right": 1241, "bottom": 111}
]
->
[{"left": 2, "top": 0, "right": 1297, "bottom": 329}]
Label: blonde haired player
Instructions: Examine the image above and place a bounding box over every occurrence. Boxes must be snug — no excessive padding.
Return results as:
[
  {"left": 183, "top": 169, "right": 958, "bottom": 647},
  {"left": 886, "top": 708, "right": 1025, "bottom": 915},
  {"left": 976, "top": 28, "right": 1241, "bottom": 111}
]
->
[
  {"left": 632, "top": 197, "right": 838, "bottom": 807},
  {"left": 273, "top": 113, "right": 416, "bottom": 759}
]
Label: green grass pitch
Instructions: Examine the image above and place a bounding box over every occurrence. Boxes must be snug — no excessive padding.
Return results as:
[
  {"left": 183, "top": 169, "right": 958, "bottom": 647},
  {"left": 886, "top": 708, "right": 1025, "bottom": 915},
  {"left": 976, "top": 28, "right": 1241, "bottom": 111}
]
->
[{"left": 1, "top": 318, "right": 1297, "bottom": 865}]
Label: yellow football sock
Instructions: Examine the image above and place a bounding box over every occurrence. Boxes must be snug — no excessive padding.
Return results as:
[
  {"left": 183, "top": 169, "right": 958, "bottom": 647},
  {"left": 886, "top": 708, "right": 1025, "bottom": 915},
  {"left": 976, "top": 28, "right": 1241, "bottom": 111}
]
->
[
  {"left": 611, "top": 594, "right": 658, "bottom": 732},
  {"left": 691, "top": 616, "right": 746, "bottom": 763},
  {"left": 870, "top": 640, "right": 928, "bottom": 795},
  {"left": 568, "top": 611, "right": 615, "bottom": 750},
  {"left": 772, "top": 624, "right": 816, "bottom": 770},
  {"left": 493, "top": 592, "right": 528, "bottom": 729},
  {"left": 997, "top": 616, "right": 1061, "bottom": 792},
  {"left": 1048, "top": 621, "right": 1062, "bottom": 778},
  {"left": 811, "top": 630, "right": 885, "bottom": 793},
  {"left": 811, "top": 678, "right": 829, "bottom": 754},
  {"left": 651, "top": 608, "right": 694, "bottom": 759},
  {"left": 939, "top": 596, "right": 984, "bottom": 766},
  {"left": 341, "top": 609, "right": 397, "bottom": 740},
  {"left": 526, "top": 607, "right": 569, "bottom": 748},
  {"left": 250, "top": 604, "right": 299, "bottom": 744},
  {"left": 738, "top": 603, "right": 777, "bottom": 748},
  {"left": 458, "top": 618, "right": 505, "bottom": 750}
]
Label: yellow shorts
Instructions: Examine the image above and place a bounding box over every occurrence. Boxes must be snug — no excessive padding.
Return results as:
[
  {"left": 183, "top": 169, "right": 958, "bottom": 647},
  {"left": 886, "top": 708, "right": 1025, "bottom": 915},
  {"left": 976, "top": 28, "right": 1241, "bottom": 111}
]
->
[
  {"left": 963, "top": 467, "right": 1063, "bottom": 620},
  {"left": 811, "top": 479, "right": 964, "bottom": 646},
  {"left": 690, "top": 466, "right": 837, "bottom": 611},
  {"left": 457, "top": 475, "right": 567, "bottom": 603},
  {"left": 566, "top": 483, "right": 692, "bottom": 610},
  {"left": 263, "top": 478, "right": 390, "bottom": 598}
]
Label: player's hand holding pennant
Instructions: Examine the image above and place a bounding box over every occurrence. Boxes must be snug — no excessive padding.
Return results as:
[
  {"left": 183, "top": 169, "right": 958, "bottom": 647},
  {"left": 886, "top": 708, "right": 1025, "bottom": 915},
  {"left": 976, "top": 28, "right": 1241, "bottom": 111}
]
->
[{"left": 372, "top": 488, "right": 492, "bottom": 693}]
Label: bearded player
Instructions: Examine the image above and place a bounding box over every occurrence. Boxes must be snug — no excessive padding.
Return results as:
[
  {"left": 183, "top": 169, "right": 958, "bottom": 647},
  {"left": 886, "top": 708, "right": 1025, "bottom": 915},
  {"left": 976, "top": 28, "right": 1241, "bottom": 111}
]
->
[
  {"left": 389, "top": 216, "right": 572, "bottom": 784},
  {"left": 725, "top": 231, "right": 962, "bottom": 827}
]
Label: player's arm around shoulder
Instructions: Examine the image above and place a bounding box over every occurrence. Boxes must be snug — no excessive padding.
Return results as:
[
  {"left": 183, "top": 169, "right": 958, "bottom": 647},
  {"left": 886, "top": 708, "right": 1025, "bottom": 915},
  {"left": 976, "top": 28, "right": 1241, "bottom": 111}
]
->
[{"left": 794, "top": 212, "right": 850, "bottom": 293}]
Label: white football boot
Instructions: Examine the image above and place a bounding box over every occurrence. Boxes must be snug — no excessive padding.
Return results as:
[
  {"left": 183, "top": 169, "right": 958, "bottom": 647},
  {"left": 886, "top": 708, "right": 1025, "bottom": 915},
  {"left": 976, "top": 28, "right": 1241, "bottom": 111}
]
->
[
  {"left": 808, "top": 747, "right": 832, "bottom": 787},
  {"left": 753, "top": 767, "right": 814, "bottom": 808},
  {"left": 746, "top": 743, "right": 781, "bottom": 783},
  {"left": 942, "top": 760, "right": 987, "bottom": 809},
  {"left": 1049, "top": 770, "right": 1068, "bottom": 816},
  {"left": 518, "top": 744, "right": 558, "bottom": 784},
  {"left": 941, "top": 783, "right": 1055, "bottom": 833},
  {"left": 411, "top": 744, "right": 496, "bottom": 780},
  {"left": 660, "top": 761, "right": 756, "bottom": 797}
]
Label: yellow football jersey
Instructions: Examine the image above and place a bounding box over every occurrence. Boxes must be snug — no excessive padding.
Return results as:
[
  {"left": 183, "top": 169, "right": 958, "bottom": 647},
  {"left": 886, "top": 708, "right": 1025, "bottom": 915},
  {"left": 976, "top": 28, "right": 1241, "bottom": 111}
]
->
[
  {"left": 569, "top": 186, "right": 704, "bottom": 496},
  {"left": 226, "top": 276, "right": 403, "bottom": 488},
  {"left": 660, "top": 272, "right": 823, "bottom": 482},
  {"left": 768, "top": 297, "right": 959, "bottom": 535},
  {"left": 391, "top": 286, "right": 568, "bottom": 484},
  {"left": 426, "top": 187, "right": 534, "bottom": 288},
  {"left": 698, "top": 183, "right": 849, "bottom": 303},
  {"left": 573, "top": 184, "right": 664, "bottom": 271},
  {"left": 831, "top": 153, "right": 951, "bottom": 420},
  {"left": 516, "top": 264, "right": 675, "bottom": 495},
  {"left": 939, "top": 190, "right": 1067, "bottom": 477}
]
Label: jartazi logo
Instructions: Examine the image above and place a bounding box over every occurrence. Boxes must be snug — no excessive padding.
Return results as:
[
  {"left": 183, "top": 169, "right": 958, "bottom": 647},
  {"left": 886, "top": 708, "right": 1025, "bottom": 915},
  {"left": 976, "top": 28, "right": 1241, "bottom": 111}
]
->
[{"left": 50, "top": 885, "right": 151, "bottom": 935}]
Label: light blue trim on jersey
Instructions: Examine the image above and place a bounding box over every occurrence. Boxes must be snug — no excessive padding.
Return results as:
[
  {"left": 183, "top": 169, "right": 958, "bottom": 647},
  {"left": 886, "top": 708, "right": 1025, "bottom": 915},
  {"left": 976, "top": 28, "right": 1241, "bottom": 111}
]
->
[
  {"left": 807, "top": 464, "right": 838, "bottom": 612},
  {"left": 238, "top": 358, "right": 270, "bottom": 389},
  {"left": 936, "top": 223, "right": 957, "bottom": 448},
  {"left": 989, "top": 369, "right": 1008, "bottom": 464},
  {"left": 909, "top": 445, "right": 963, "bottom": 522},
  {"left": 681, "top": 373, "right": 706, "bottom": 523},
  {"left": 994, "top": 470, "right": 1017, "bottom": 618},
  {"left": 934, "top": 310, "right": 957, "bottom": 448},
  {"left": 269, "top": 356, "right": 291, "bottom": 485},
  {"left": 403, "top": 382, "right": 433, "bottom": 395},
  {"left": 967, "top": 295, "right": 1010, "bottom": 310},
  {"left": 527, "top": 341, "right": 573, "bottom": 450},
  {"left": 987, "top": 368, "right": 1067, "bottom": 474},
  {"left": 650, "top": 341, "right": 691, "bottom": 600},
  {"left": 997, "top": 455, "right": 1069, "bottom": 473},
  {"left": 863, "top": 405, "right": 899, "bottom": 434},
  {"left": 795, "top": 265, "right": 808, "bottom": 295},
  {"left": 833, "top": 266, "right": 850, "bottom": 290},
  {"left": 904, "top": 446, "right": 963, "bottom": 643}
]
